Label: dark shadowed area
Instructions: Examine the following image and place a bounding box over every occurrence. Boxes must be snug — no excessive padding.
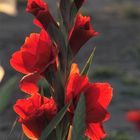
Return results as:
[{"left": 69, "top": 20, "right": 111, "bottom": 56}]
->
[{"left": 0, "top": 0, "right": 140, "bottom": 139}]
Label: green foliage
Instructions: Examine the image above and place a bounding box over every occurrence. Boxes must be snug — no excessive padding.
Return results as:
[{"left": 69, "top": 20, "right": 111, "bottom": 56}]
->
[
  {"left": 105, "top": 132, "right": 131, "bottom": 140},
  {"left": 71, "top": 94, "right": 86, "bottom": 140},
  {"left": 40, "top": 102, "right": 70, "bottom": 140},
  {"left": 121, "top": 90, "right": 140, "bottom": 98},
  {"left": 56, "top": 115, "right": 70, "bottom": 140},
  {"left": 53, "top": 71, "right": 66, "bottom": 109},
  {"left": 47, "top": 23, "right": 67, "bottom": 74},
  {"left": 81, "top": 48, "right": 96, "bottom": 76},
  {"left": 0, "top": 76, "right": 18, "bottom": 112},
  {"left": 69, "top": 2, "right": 78, "bottom": 29},
  {"left": 121, "top": 74, "right": 139, "bottom": 86},
  {"left": 124, "top": 6, "right": 140, "bottom": 19},
  {"left": 60, "top": 0, "right": 73, "bottom": 30},
  {"left": 90, "top": 67, "right": 121, "bottom": 79},
  {"left": 38, "top": 79, "right": 52, "bottom": 97}
]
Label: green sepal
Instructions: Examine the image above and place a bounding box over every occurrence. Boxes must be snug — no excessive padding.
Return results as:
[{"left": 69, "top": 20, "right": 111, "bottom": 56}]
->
[
  {"left": 53, "top": 71, "right": 65, "bottom": 110},
  {"left": 69, "top": 2, "right": 78, "bottom": 29},
  {"left": 47, "top": 23, "right": 67, "bottom": 73},
  {"left": 56, "top": 113, "right": 70, "bottom": 140},
  {"left": 60, "top": 0, "right": 74, "bottom": 31},
  {"left": 71, "top": 94, "right": 86, "bottom": 140},
  {"left": 81, "top": 47, "right": 96, "bottom": 76},
  {"left": 40, "top": 102, "right": 70, "bottom": 140}
]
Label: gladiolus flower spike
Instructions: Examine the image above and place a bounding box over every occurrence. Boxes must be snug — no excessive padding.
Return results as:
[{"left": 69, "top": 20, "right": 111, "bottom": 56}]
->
[{"left": 10, "top": 0, "right": 113, "bottom": 140}]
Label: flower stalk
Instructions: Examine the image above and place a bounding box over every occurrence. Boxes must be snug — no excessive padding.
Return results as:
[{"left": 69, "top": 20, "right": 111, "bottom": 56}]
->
[{"left": 10, "top": 0, "right": 113, "bottom": 140}]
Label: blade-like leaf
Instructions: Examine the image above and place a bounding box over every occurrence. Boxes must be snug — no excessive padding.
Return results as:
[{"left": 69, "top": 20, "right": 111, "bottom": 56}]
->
[
  {"left": 60, "top": 0, "right": 70, "bottom": 28},
  {"left": 6, "top": 117, "right": 18, "bottom": 140},
  {"left": 40, "top": 102, "right": 70, "bottom": 140},
  {"left": 56, "top": 114, "right": 70, "bottom": 140},
  {"left": 46, "top": 130, "right": 57, "bottom": 140},
  {"left": 69, "top": 2, "right": 77, "bottom": 29},
  {"left": 53, "top": 71, "right": 65, "bottom": 110},
  {"left": 38, "top": 79, "right": 52, "bottom": 98},
  {"left": 47, "top": 23, "right": 66, "bottom": 52},
  {"left": 60, "top": 0, "right": 74, "bottom": 30},
  {"left": 81, "top": 47, "right": 96, "bottom": 76},
  {"left": 71, "top": 94, "right": 86, "bottom": 140},
  {"left": 9, "top": 117, "right": 18, "bottom": 135},
  {"left": 47, "top": 23, "right": 67, "bottom": 73},
  {"left": 0, "top": 76, "right": 18, "bottom": 112}
]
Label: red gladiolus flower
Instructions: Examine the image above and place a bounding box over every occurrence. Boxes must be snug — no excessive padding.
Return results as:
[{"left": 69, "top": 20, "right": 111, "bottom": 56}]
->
[
  {"left": 14, "top": 93, "right": 57, "bottom": 140},
  {"left": 69, "top": 14, "right": 99, "bottom": 55},
  {"left": 10, "top": 30, "right": 57, "bottom": 94},
  {"left": 66, "top": 72, "right": 112, "bottom": 139},
  {"left": 26, "top": 0, "right": 58, "bottom": 30},
  {"left": 126, "top": 110, "right": 140, "bottom": 131}
]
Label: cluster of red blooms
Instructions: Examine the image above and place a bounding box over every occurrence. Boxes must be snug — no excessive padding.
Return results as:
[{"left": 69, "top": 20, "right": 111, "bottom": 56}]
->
[
  {"left": 126, "top": 110, "right": 140, "bottom": 132},
  {"left": 10, "top": 0, "right": 113, "bottom": 140}
]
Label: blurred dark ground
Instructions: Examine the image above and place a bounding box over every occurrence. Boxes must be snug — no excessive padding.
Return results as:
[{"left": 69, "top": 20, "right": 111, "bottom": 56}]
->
[{"left": 0, "top": 0, "right": 140, "bottom": 139}]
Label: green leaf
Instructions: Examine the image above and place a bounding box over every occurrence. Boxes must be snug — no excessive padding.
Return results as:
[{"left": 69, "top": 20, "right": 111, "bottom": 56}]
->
[
  {"left": 40, "top": 102, "right": 70, "bottom": 140},
  {"left": 7, "top": 117, "right": 18, "bottom": 139},
  {"left": 9, "top": 117, "right": 18, "bottom": 135},
  {"left": 71, "top": 94, "right": 86, "bottom": 140},
  {"left": 56, "top": 125, "right": 63, "bottom": 140},
  {"left": 81, "top": 47, "right": 96, "bottom": 76},
  {"left": 47, "top": 130, "right": 57, "bottom": 140},
  {"left": 60, "top": 0, "right": 74, "bottom": 31},
  {"left": 0, "top": 76, "right": 18, "bottom": 112},
  {"left": 53, "top": 71, "right": 65, "bottom": 110},
  {"left": 56, "top": 114, "right": 70, "bottom": 140},
  {"left": 38, "top": 79, "right": 52, "bottom": 98},
  {"left": 47, "top": 23, "right": 67, "bottom": 73},
  {"left": 60, "top": 0, "right": 70, "bottom": 27},
  {"left": 47, "top": 23, "right": 66, "bottom": 52},
  {"left": 69, "top": 2, "right": 78, "bottom": 29}
]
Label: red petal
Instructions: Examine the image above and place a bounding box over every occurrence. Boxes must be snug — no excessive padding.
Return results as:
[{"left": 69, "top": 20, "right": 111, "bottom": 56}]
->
[
  {"left": 22, "top": 114, "right": 46, "bottom": 140},
  {"left": 27, "top": 0, "right": 47, "bottom": 13},
  {"left": 34, "top": 18, "right": 44, "bottom": 29},
  {"left": 69, "top": 14, "right": 99, "bottom": 55},
  {"left": 13, "top": 94, "right": 57, "bottom": 140},
  {"left": 85, "top": 123, "right": 106, "bottom": 140},
  {"left": 22, "top": 33, "right": 39, "bottom": 54},
  {"left": 10, "top": 33, "right": 40, "bottom": 74},
  {"left": 22, "top": 124, "right": 38, "bottom": 140},
  {"left": 126, "top": 111, "right": 140, "bottom": 131},
  {"left": 13, "top": 94, "right": 55, "bottom": 121},
  {"left": 35, "top": 30, "right": 51, "bottom": 68},
  {"left": 66, "top": 73, "right": 88, "bottom": 103},
  {"left": 14, "top": 99, "right": 30, "bottom": 120},
  {"left": 19, "top": 73, "right": 41, "bottom": 95},
  {"left": 94, "top": 83, "right": 113, "bottom": 109},
  {"left": 13, "top": 94, "right": 42, "bottom": 120},
  {"left": 85, "top": 83, "right": 112, "bottom": 122},
  {"left": 126, "top": 110, "right": 140, "bottom": 123},
  {"left": 26, "top": 0, "right": 58, "bottom": 30},
  {"left": 69, "top": 63, "right": 80, "bottom": 76},
  {"left": 10, "top": 51, "right": 29, "bottom": 74}
]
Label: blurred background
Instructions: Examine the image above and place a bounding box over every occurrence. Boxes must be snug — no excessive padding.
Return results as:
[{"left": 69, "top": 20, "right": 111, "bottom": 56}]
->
[{"left": 0, "top": 0, "right": 140, "bottom": 139}]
